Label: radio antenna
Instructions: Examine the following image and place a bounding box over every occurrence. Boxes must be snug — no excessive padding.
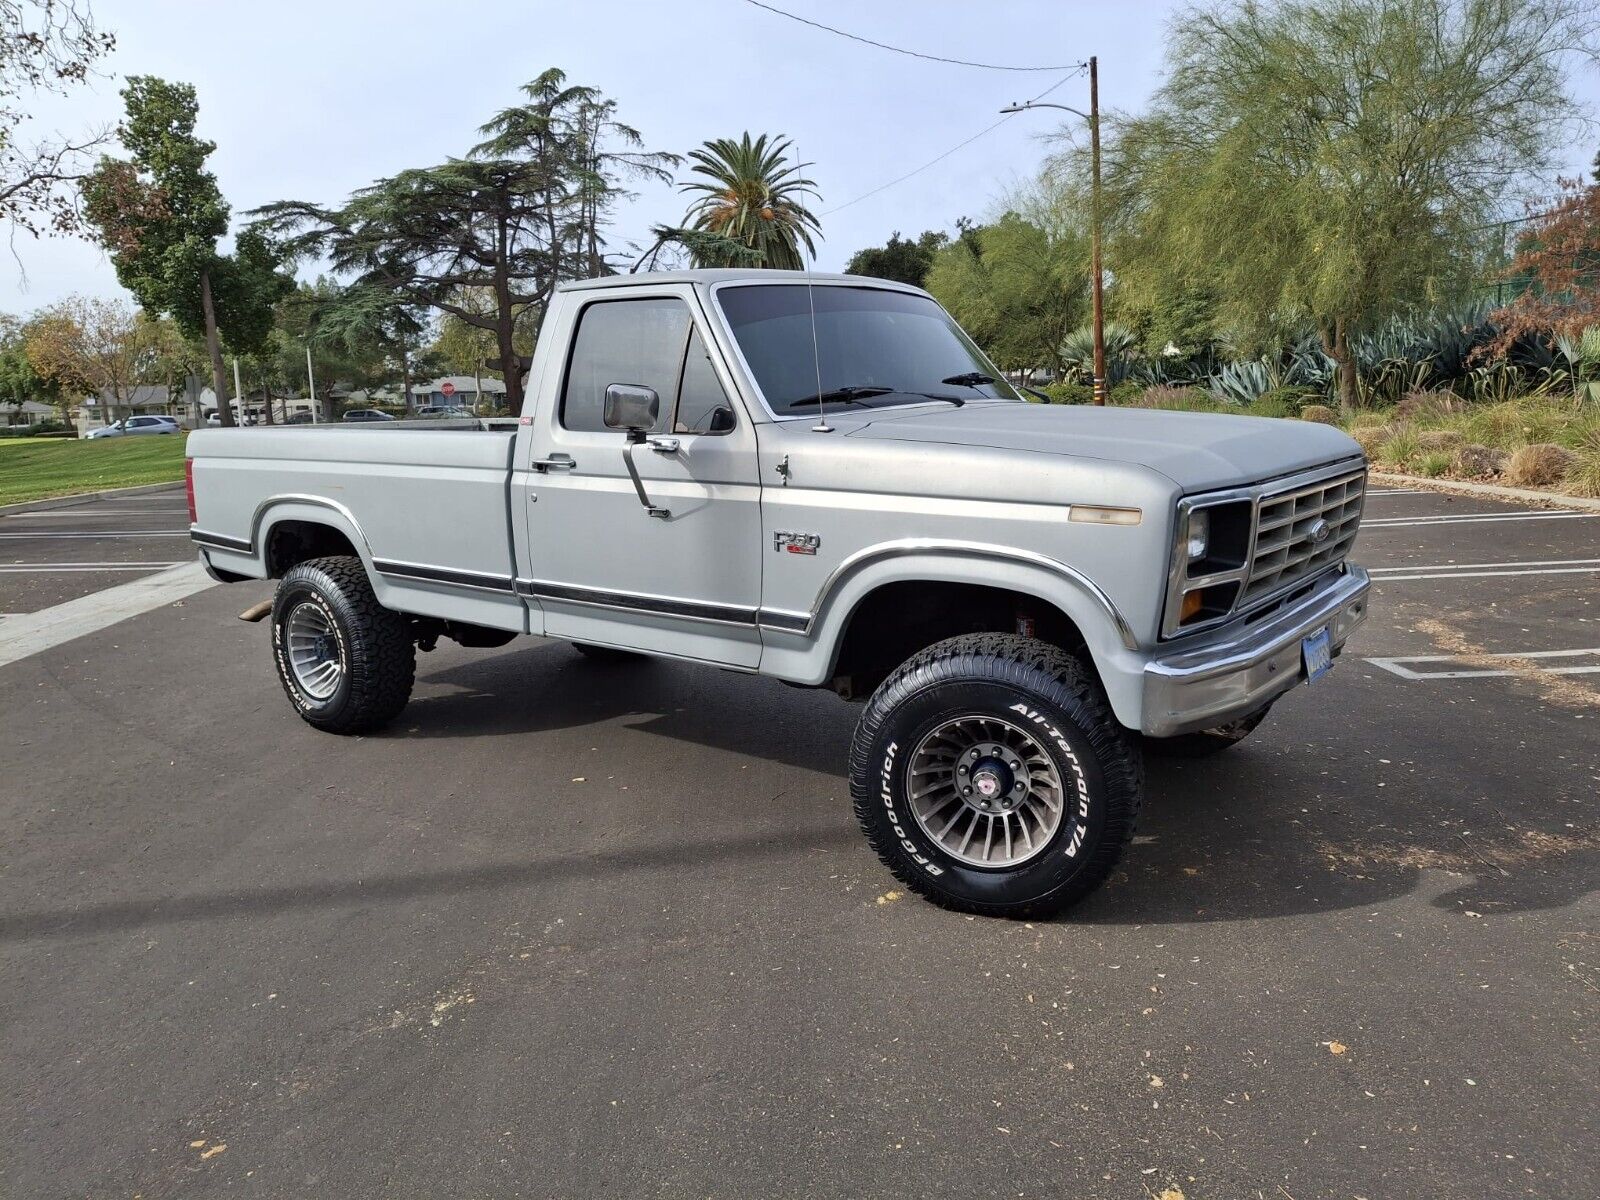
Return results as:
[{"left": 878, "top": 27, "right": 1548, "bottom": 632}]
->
[{"left": 796, "top": 139, "right": 832, "bottom": 433}]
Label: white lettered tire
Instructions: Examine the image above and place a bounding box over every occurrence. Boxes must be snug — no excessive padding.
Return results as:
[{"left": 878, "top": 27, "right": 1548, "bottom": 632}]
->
[{"left": 849, "top": 634, "right": 1143, "bottom": 918}]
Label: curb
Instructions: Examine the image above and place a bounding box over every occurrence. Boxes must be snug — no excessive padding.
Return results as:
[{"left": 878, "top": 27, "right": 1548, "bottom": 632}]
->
[
  {"left": 0, "top": 480, "right": 184, "bottom": 518},
  {"left": 1369, "top": 472, "right": 1600, "bottom": 513}
]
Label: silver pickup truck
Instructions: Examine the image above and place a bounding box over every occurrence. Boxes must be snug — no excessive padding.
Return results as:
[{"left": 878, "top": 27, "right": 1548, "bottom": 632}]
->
[{"left": 188, "top": 269, "right": 1370, "bottom": 917}]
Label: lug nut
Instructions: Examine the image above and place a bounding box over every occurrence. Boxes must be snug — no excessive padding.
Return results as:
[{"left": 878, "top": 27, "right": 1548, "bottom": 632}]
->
[
  {"left": 958, "top": 765, "right": 968, "bottom": 775},
  {"left": 963, "top": 786, "right": 973, "bottom": 796}
]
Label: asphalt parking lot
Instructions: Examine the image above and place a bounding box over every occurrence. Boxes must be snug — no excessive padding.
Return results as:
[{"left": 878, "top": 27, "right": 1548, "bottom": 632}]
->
[{"left": 1, "top": 482, "right": 1595, "bottom": 1199}]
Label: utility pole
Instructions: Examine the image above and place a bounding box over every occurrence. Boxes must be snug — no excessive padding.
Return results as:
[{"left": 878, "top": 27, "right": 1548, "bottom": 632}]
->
[
  {"left": 306, "top": 341, "right": 318, "bottom": 423},
  {"left": 232, "top": 356, "right": 244, "bottom": 425},
  {"left": 1002, "top": 55, "right": 1108, "bottom": 405},
  {"left": 1088, "top": 56, "right": 1105, "bottom": 406}
]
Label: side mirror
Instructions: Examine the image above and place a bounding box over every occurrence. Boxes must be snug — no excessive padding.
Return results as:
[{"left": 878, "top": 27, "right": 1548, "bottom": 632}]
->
[
  {"left": 708, "top": 405, "right": 736, "bottom": 434},
  {"left": 603, "top": 383, "right": 659, "bottom": 436}
]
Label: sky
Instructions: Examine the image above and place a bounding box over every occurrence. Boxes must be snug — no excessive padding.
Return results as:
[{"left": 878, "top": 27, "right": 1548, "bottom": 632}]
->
[{"left": 5, "top": 0, "right": 1599, "bottom": 315}]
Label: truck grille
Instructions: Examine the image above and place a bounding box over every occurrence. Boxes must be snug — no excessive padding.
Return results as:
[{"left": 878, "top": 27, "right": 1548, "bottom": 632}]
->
[{"left": 1242, "top": 469, "right": 1365, "bottom": 607}]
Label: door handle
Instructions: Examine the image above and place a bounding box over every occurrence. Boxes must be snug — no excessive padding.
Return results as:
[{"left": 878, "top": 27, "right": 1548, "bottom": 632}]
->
[
  {"left": 646, "top": 436, "right": 680, "bottom": 454},
  {"left": 532, "top": 454, "right": 576, "bottom": 472}
]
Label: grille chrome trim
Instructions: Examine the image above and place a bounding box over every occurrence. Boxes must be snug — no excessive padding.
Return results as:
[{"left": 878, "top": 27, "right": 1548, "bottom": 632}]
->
[{"left": 1162, "top": 458, "right": 1367, "bottom": 640}]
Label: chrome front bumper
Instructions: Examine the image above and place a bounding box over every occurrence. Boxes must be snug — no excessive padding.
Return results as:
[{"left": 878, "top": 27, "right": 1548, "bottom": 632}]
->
[{"left": 1141, "top": 564, "right": 1370, "bottom": 738}]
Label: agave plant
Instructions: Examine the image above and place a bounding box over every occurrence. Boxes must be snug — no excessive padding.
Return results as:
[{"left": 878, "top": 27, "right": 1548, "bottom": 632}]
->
[
  {"left": 1058, "top": 321, "right": 1141, "bottom": 385},
  {"left": 1553, "top": 327, "right": 1600, "bottom": 406},
  {"left": 1208, "top": 358, "right": 1279, "bottom": 406},
  {"left": 677, "top": 133, "right": 821, "bottom": 270}
]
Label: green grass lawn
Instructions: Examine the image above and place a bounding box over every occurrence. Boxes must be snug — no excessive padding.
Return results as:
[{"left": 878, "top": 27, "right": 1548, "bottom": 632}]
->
[{"left": 0, "top": 434, "right": 189, "bottom": 506}]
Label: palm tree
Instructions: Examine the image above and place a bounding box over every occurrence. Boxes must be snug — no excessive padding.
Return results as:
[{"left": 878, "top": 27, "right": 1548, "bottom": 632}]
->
[{"left": 677, "top": 133, "right": 821, "bottom": 270}]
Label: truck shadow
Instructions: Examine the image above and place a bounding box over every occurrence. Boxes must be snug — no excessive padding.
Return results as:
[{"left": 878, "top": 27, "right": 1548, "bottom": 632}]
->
[{"left": 399, "top": 643, "right": 1596, "bottom": 926}]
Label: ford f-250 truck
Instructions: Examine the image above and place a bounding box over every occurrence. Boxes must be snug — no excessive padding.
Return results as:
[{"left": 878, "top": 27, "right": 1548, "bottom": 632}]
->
[{"left": 187, "top": 269, "right": 1370, "bottom": 917}]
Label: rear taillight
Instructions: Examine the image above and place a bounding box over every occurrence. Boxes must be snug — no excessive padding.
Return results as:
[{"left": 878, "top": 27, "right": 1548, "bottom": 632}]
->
[{"left": 184, "top": 458, "right": 197, "bottom": 524}]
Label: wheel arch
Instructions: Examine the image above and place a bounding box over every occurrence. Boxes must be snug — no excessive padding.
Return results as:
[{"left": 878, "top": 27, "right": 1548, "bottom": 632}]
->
[
  {"left": 763, "top": 541, "right": 1146, "bottom": 725},
  {"left": 254, "top": 496, "right": 377, "bottom": 579}
]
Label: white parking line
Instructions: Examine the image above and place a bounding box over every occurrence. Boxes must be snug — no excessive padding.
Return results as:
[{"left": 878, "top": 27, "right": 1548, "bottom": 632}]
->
[
  {"left": 0, "top": 562, "right": 217, "bottom": 669},
  {"left": 0, "top": 562, "right": 185, "bottom": 573},
  {"left": 5, "top": 509, "right": 188, "bottom": 519},
  {"left": 1362, "top": 511, "right": 1592, "bottom": 528},
  {"left": 1368, "top": 557, "right": 1600, "bottom": 582},
  {"left": 0, "top": 530, "right": 191, "bottom": 539},
  {"left": 1367, "top": 648, "right": 1600, "bottom": 681},
  {"left": 1366, "top": 488, "right": 1434, "bottom": 496}
]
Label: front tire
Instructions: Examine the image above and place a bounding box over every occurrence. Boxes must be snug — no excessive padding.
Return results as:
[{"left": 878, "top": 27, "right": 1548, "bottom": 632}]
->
[
  {"left": 271, "top": 556, "right": 415, "bottom": 734},
  {"left": 850, "top": 633, "right": 1143, "bottom": 919}
]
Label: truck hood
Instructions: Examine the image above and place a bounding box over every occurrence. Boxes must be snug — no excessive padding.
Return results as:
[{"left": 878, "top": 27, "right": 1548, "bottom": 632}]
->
[{"left": 842, "top": 402, "right": 1363, "bottom": 493}]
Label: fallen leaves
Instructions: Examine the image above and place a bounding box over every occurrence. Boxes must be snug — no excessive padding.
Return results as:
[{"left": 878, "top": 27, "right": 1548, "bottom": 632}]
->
[
  {"left": 875, "top": 890, "right": 904, "bottom": 905},
  {"left": 1327, "top": 1040, "right": 1348, "bottom": 1056}
]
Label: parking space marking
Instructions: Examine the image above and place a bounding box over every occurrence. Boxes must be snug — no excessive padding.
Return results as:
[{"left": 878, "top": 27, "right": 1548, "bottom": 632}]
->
[
  {"left": 1367, "top": 647, "right": 1600, "bottom": 681},
  {"left": 0, "top": 562, "right": 186, "bottom": 574},
  {"left": 1368, "top": 557, "right": 1600, "bottom": 582},
  {"left": 0, "top": 530, "right": 192, "bottom": 540},
  {"left": 1362, "top": 510, "right": 1591, "bottom": 528},
  {"left": 0, "top": 562, "right": 217, "bottom": 670}
]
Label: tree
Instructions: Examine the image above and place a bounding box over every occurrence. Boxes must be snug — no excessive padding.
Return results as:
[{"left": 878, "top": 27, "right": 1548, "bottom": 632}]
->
[
  {"left": 254, "top": 69, "right": 675, "bottom": 416},
  {"left": 23, "top": 295, "right": 169, "bottom": 424},
  {"left": 0, "top": 314, "right": 57, "bottom": 422},
  {"left": 0, "top": 0, "right": 115, "bottom": 237},
  {"left": 925, "top": 212, "right": 1090, "bottom": 376},
  {"left": 846, "top": 230, "right": 948, "bottom": 287},
  {"left": 82, "top": 76, "right": 291, "bottom": 427},
  {"left": 675, "top": 133, "right": 820, "bottom": 269},
  {"left": 1489, "top": 171, "right": 1600, "bottom": 351},
  {"left": 1092, "top": 0, "right": 1595, "bottom": 413}
]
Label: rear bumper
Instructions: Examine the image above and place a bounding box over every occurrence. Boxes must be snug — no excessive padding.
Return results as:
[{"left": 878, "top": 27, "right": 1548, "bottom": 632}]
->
[{"left": 1140, "top": 564, "right": 1370, "bottom": 738}]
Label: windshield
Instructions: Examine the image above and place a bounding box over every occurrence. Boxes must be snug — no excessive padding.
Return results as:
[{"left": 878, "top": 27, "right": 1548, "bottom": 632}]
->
[{"left": 716, "top": 284, "right": 1019, "bottom": 414}]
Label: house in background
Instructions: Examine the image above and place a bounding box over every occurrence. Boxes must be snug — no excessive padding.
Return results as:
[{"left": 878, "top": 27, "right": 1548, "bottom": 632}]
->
[
  {"left": 410, "top": 375, "right": 506, "bottom": 411},
  {"left": 3, "top": 399, "right": 60, "bottom": 427}
]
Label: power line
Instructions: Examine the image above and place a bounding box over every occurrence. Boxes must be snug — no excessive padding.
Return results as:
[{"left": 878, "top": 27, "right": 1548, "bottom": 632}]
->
[
  {"left": 822, "top": 70, "right": 1084, "bottom": 216},
  {"left": 741, "top": 0, "right": 1085, "bottom": 72}
]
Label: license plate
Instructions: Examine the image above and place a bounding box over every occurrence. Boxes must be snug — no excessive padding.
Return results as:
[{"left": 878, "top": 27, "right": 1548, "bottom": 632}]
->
[{"left": 1302, "top": 626, "right": 1333, "bottom": 683}]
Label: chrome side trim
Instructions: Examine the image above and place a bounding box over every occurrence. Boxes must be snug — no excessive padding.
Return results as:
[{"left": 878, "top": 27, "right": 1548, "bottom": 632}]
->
[
  {"left": 372, "top": 558, "right": 515, "bottom": 593},
  {"left": 793, "top": 538, "right": 1139, "bottom": 650},
  {"left": 517, "top": 578, "right": 762, "bottom": 628},
  {"left": 190, "top": 528, "right": 252, "bottom": 553}
]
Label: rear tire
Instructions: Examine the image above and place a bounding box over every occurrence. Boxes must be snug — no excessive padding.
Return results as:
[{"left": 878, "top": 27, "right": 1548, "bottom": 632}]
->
[
  {"left": 271, "top": 556, "right": 415, "bottom": 735},
  {"left": 850, "top": 633, "right": 1143, "bottom": 919},
  {"left": 1145, "top": 710, "right": 1267, "bottom": 758}
]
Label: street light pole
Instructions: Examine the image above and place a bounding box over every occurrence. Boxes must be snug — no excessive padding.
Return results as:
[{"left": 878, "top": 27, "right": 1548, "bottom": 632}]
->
[
  {"left": 305, "top": 341, "right": 318, "bottom": 423},
  {"left": 1001, "top": 54, "right": 1107, "bottom": 405}
]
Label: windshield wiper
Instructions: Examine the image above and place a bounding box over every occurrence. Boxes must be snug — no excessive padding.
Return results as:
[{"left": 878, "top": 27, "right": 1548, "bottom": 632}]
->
[
  {"left": 785, "top": 386, "right": 892, "bottom": 409},
  {"left": 941, "top": 371, "right": 998, "bottom": 388}
]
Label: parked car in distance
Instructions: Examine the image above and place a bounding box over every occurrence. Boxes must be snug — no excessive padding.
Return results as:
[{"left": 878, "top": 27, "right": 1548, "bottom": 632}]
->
[
  {"left": 415, "top": 405, "right": 474, "bottom": 418},
  {"left": 187, "top": 269, "right": 1371, "bottom": 920},
  {"left": 341, "top": 409, "right": 396, "bottom": 423},
  {"left": 86, "top": 415, "right": 180, "bottom": 439},
  {"left": 284, "top": 412, "right": 316, "bottom": 424}
]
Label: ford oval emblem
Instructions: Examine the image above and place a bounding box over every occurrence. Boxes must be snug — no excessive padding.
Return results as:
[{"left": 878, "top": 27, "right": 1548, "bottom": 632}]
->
[{"left": 1308, "top": 517, "right": 1332, "bottom": 544}]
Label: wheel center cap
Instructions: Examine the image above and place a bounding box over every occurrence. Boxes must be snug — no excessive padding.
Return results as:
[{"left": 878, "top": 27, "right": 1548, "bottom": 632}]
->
[{"left": 973, "top": 770, "right": 1003, "bottom": 799}]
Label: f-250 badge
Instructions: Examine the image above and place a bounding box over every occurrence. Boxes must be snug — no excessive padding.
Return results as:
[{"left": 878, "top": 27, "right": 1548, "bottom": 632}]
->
[{"left": 773, "top": 532, "right": 821, "bottom": 556}]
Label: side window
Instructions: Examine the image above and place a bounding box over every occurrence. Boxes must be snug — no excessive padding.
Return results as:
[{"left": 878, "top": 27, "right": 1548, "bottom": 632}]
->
[
  {"left": 674, "top": 330, "right": 736, "bottom": 435},
  {"left": 561, "top": 298, "right": 689, "bottom": 433}
]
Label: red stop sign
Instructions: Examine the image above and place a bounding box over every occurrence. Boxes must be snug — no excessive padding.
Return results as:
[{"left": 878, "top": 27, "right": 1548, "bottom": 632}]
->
[{"left": 440, "top": 381, "right": 456, "bottom": 397}]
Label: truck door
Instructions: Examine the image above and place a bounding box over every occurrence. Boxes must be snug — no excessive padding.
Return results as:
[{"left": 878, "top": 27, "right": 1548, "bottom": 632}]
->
[{"left": 517, "top": 287, "right": 764, "bottom": 668}]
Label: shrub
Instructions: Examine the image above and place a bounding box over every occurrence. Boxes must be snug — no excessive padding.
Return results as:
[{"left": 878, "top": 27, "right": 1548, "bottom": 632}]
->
[
  {"left": 1109, "top": 380, "right": 1143, "bottom": 406},
  {"left": 1416, "top": 429, "right": 1464, "bottom": 452},
  {"left": 1139, "top": 385, "right": 1218, "bottom": 412},
  {"left": 1040, "top": 381, "right": 1092, "bottom": 405},
  {"left": 1504, "top": 443, "right": 1577, "bottom": 487},
  {"left": 1254, "top": 385, "right": 1313, "bottom": 416},
  {"left": 1567, "top": 427, "right": 1600, "bottom": 498},
  {"left": 1395, "top": 389, "right": 1464, "bottom": 423},
  {"left": 1299, "top": 404, "right": 1337, "bottom": 424},
  {"left": 1416, "top": 451, "right": 1453, "bottom": 477},
  {"left": 1377, "top": 425, "right": 1419, "bottom": 469},
  {"left": 1350, "top": 425, "right": 1389, "bottom": 456},
  {"left": 1454, "top": 443, "right": 1508, "bottom": 478}
]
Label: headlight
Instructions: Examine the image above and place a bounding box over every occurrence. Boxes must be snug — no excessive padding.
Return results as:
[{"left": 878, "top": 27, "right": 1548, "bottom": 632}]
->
[{"left": 1185, "top": 509, "right": 1210, "bottom": 562}]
